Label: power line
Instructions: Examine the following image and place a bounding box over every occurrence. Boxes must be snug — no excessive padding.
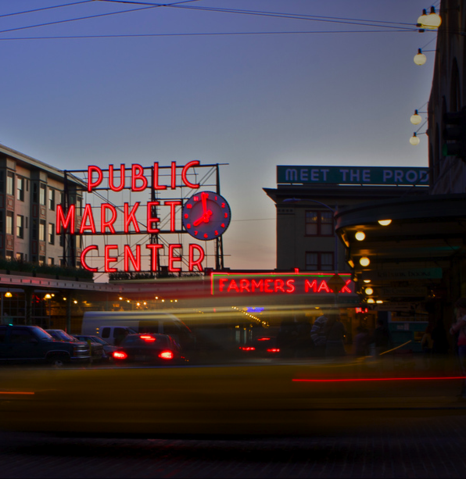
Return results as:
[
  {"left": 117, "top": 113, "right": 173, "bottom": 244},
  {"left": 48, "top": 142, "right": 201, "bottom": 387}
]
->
[
  {"left": 0, "top": 29, "right": 418, "bottom": 41},
  {"left": 0, "top": 1, "right": 93, "bottom": 19},
  {"left": 99, "top": 0, "right": 418, "bottom": 31},
  {"left": 0, "top": 0, "right": 199, "bottom": 36}
]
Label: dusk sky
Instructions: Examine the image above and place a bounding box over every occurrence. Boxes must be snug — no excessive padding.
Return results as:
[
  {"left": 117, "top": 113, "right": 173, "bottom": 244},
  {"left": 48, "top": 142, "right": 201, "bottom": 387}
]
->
[{"left": 0, "top": 0, "right": 437, "bottom": 272}]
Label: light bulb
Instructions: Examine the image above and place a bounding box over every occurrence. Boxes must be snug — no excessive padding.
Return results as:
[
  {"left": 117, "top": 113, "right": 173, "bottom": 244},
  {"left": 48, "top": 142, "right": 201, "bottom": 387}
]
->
[
  {"left": 378, "top": 219, "right": 392, "bottom": 226},
  {"left": 410, "top": 110, "right": 422, "bottom": 125},
  {"left": 418, "top": 7, "right": 441, "bottom": 29},
  {"left": 355, "top": 231, "right": 366, "bottom": 241},
  {"left": 367, "top": 298, "right": 375, "bottom": 304},
  {"left": 365, "top": 287, "right": 374, "bottom": 295},
  {"left": 359, "top": 257, "right": 370, "bottom": 267},
  {"left": 414, "top": 49, "right": 427, "bottom": 66},
  {"left": 4, "top": 291, "right": 12, "bottom": 298},
  {"left": 363, "top": 279, "right": 371, "bottom": 283},
  {"left": 410, "top": 133, "right": 421, "bottom": 145}
]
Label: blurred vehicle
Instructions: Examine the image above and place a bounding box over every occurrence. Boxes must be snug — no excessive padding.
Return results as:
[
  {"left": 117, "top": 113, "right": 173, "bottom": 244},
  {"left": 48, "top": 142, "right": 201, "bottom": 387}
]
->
[
  {"left": 81, "top": 311, "right": 195, "bottom": 348},
  {"left": 112, "top": 333, "right": 186, "bottom": 365},
  {"left": 0, "top": 325, "right": 90, "bottom": 366},
  {"left": 239, "top": 335, "right": 281, "bottom": 357},
  {"left": 73, "top": 334, "right": 117, "bottom": 360},
  {"left": 47, "top": 329, "right": 103, "bottom": 362}
]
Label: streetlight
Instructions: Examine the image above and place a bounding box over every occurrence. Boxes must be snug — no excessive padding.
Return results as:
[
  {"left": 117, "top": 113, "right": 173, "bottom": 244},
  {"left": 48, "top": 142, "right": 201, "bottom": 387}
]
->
[
  {"left": 410, "top": 110, "right": 422, "bottom": 125},
  {"left": 414, "top": 49, "right": 427, "bottom": 66},
  {"left": 410, "top": 133, "right": 421, "bottom": 145}
]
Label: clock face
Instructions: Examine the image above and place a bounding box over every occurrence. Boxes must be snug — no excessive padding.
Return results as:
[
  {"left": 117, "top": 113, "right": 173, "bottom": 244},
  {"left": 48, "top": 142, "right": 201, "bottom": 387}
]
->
[{"left": 182, "top": 191, "right": 231, "bottom": 240}]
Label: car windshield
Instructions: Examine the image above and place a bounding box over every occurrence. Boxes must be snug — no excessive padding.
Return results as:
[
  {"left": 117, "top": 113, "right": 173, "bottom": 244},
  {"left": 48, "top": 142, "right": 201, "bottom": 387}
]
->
[
  {"left": 48, "top": 330, "right": 76, "bottom": 342},
  {"left": 33, "top": 327, "right": 54, "bottom": 341}
]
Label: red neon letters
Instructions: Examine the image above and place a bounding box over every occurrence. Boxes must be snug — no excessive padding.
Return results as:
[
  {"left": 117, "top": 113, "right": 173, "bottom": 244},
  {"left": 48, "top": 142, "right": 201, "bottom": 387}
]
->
[{"left": 67, "top": 162, "right": 208, "bottom": 274}]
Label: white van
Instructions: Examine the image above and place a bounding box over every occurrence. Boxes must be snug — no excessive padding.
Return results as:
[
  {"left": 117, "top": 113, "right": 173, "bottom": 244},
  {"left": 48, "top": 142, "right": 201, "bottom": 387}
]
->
[{"left": 81, "top": 311, "right": 195, "bottom": 347}]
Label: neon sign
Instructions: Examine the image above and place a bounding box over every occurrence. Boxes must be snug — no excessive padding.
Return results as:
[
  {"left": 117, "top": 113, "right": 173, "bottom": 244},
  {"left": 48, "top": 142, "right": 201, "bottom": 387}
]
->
[
  {"left": 211, "top": 272, "right": 355, "bottom": 296},
  {"left": 57, "top": 162, "right": 225, "bottom": 273}
]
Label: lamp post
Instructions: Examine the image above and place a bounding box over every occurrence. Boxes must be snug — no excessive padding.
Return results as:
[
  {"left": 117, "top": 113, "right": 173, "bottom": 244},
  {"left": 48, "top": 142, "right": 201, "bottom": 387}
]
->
[{"left": 283, "top": 198, "right": 339, "bottom": 272}]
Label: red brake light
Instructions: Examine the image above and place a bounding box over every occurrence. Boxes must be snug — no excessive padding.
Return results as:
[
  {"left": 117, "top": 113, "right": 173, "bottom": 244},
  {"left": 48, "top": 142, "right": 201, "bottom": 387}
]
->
[
  {"left": 267, "top": 348, "right": 280, "bottom": 353},
  {"left": 257, "top": 338, "right": 271, "bottom": 341},
  {"left": 113, "top": 351, "right": 127, "bottom": 360},
  {"left": 159, "top": 350, "right": 174, "bottom": 360},
  {"left": 140, "top": 335, "right": 156, "bottom": 342},
  {"left": 239, "top": 346, "right": 255, "bottom": 351}
]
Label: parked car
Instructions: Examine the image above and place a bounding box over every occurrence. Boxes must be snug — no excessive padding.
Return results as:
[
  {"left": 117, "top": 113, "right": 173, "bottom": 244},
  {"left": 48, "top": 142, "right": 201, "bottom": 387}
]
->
[
  {"left": 111, "top": 333, "right": 186, "bottom": 365},
  {"left": 73, "top": 334, "right": 117, "bottom": 360},
  {"left": 46, "top": 329, "right": 104, "bottom": 362},
  {"left": 0, "top": 325, "right": 90, "bottom": 366}
]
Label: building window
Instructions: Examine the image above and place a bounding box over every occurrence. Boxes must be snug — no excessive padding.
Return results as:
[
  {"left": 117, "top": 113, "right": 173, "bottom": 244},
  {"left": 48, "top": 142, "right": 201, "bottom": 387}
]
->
[
  {"left": 48, "top": 257, "right": 54, "bottom": 266},
  {"left": 48, "top": 189, "right": 55, "bottom": 210},
  {"left": 39, "top": 185, "right": 46, "bottom": 206},
  {"left": 16, "top": 215, "right": 24, "bottom": 238},
  {"left": 48, "top": 223, "right": 54, "bottom": 245},
  {"left": 16, "top": 177, "right": 24, "bottom": 201},
  {"left": 6, "top": 172, "right": 14, "bottom": 196},
  {"left": 305, "top": 211, "right": 334, "bottom": 236},
  {"left": 39, "top": 220, "right": 46, "bottom": 242},
  {"left": 305, "top": 252, "right": 334, "bottom": 271},
  {"left": 6, "top": 212, "right": 13, "bottom": 235},
  {"left": 6, "top": 250, "right": 13, "bottom": 261},
  {"left": 56, "top": 191, "right": 62, "bottom": 208},
  {"left": 16, "top": 252, "right": 24, "bottom": 262},
  {"left": 39, "top": 256, "right": 45, "bottom": 266}
]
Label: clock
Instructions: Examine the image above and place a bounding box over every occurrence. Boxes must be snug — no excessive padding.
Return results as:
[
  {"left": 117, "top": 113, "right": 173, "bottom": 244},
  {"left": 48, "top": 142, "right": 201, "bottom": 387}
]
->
[{"left": 182, "top": 191, "right": 231, "bottom": 240}]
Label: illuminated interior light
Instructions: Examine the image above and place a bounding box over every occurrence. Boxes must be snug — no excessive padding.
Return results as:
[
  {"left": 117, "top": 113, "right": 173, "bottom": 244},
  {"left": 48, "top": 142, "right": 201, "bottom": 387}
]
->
[
  {"left": 4, "top": 291, "right": 12, "bottom": 298},
  {"left": 359, "top": 257, "right": 370, "bottom": 267},
  {"left": 348, "top": 259, "right": 355, "bottom": 268},
  {"left": 355, "top": 231, "right": 365, "bottom": 241},
  {"left": 73, "top": 300, "right": 78, "bottom": 304},
  {"left": 119, "top": 297, "right": 123, "bottom": 300},
  {"left": 367, "top": 298, "right": 375, "bottom": 304},
  {"left": 44, "top": 293, "right": 52, "bottom": 300},
  {"left": 63, "top": 297, "right": 67, "bottom": 301},
  {"left": 378, "top": 219, "right": 392, "bottom": 226},
  {"left": 376, "top": 300, "right": 383, "bottom": 304},
  {"left": 365, "top": 287, "right": 374, "bottom": 295},
  {"left": 363, "top": 279, "right": 371, "bottom": 283}
]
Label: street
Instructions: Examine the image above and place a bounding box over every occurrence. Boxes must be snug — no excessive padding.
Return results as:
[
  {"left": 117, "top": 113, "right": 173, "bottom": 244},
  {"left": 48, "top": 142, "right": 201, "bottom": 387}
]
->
[{"left": 1, "top": 414, "right": 466, "bottom": 478}]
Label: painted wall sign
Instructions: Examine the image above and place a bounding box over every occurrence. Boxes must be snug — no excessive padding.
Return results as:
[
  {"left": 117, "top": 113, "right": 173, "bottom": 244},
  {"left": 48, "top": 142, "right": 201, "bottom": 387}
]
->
[
  {"left": 211, "top": 272, "right": 356, "bottom": 296},
  {"left": 57, "top": 162, "right": 228, "bottom": 273},
  {"left": 277, "top": 166, "right": 429, "bottom": 186}
]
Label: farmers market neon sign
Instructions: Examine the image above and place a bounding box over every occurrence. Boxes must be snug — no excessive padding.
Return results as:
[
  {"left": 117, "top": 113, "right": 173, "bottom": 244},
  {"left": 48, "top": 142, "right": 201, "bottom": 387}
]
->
[{"left": 211, "top": 272, "right": 355, "bottom": 296}]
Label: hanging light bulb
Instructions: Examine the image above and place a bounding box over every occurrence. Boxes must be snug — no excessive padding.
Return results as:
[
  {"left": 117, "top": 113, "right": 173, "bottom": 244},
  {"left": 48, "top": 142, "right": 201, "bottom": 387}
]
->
[
  {"left": 410, "top": 110, "right": 422, "bottom": 125},
  {"left": 367, "top": 298, "right": 375, "bottom": 304},
  {"left": 417, "top": 7, "right": 441, "bottom": 30},
  {"left": 365, "top": 287, "right": 374, "bottom": 295},
  {"left": 414, "top": 49, "right": 427, "bottom": 66},
  {"left": 359, "top": 257, "right": 370, "bottom": 267},
  {"left": 355, "top": 231, "right": 366, "bottom": 241},
  {"left": 410, "top": 132, "right": 420, "bottom": 146},
  {"left": 378, "top": 219, "right": 392, "bottom": 226},
  {"left": 363, "top": 279, "right": 371, "bottom": 283},
  {"left": 4, "top": 291, "right": 12, "bottom": 298}
]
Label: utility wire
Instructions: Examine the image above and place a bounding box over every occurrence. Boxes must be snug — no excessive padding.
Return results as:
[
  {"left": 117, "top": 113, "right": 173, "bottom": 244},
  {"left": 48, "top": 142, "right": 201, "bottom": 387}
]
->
[
  {"left": 0, "top": 0, "right": 198, "bottom": 36},
  {"left": 100, "top": 0, "right": 417, "bottom": 30},
  {"left": 0, "top": 29, "right": 418, "bottom": 41},
  {"left": 0, "top": 1, "right": 93, "bottom": 19}
]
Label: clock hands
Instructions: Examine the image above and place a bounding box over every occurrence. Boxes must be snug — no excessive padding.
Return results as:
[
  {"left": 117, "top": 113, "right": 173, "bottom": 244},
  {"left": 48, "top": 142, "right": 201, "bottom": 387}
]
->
[{"left": 193, "top": 192, "right": 213, "bottom": 226}]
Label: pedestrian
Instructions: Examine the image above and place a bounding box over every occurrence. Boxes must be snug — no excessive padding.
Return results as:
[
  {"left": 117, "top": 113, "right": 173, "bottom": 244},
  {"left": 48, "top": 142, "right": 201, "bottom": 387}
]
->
[
  {"left": 323, "top": 314, "right": 346, "bottom": 358},
  {"left": 310, "top": 315, "right": 327, "bottom": 357},
  {"left": 450, "top": 297, "right": 466, "bottom": 397},
  {"left": 371, "top": 319, "right": 391, "bottom": 357},
  {"left": 353, "top": 326, "right": 370, "bottom": 357}
]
